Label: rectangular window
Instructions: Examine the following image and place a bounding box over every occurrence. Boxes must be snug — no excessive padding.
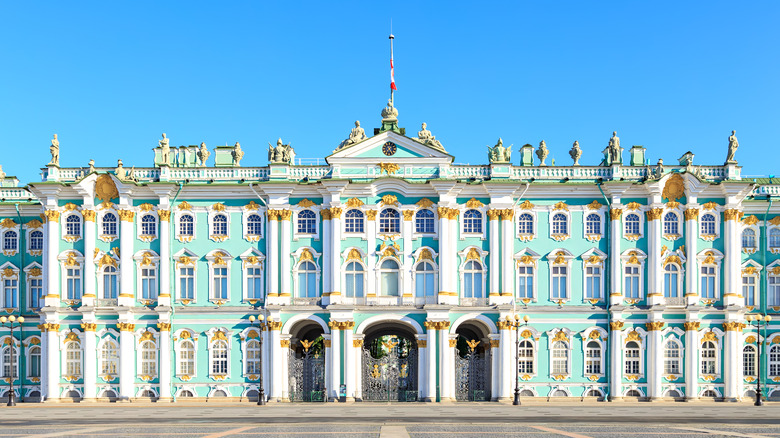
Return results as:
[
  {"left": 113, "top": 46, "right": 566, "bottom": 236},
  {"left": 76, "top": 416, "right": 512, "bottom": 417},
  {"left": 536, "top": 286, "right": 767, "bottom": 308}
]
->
[
  {"left": 743, "top": 275, "right": 756, "bottom": 306},
  {"left": 66, "top": 268, "right": 82, "bottom": 300},
  {"left": 551, "top": 266, "right": 567, "bottom": 299},
  {"left": 743, "top": 348, "right": 756, "bottom": 377},
  {"left": 700, "top": 266, "right": 716, "bottom": 299},
  {"left": 213, "top": 268, "right": 228, "bottom": 300},
  {"left": 518, "top": 342, "right": 534, "bottom": 374},
  {"left": 179, "top": 267, "right": 194, "bottom": 300},
  {"left": 517, "top": 266, "right": 534, "bottom": 299},
  {"left": 769, "top": 275, "right": 780, "bottom": 307},
  {"left": 30, "top": 278, "right": 43, "bottom": 309},
  {"left": 585, "top": 266, "right": 601, "bottom": 299},
  {"left": 141, "top": 268, "right": 157, "bottom": 300},
  {"left": 247, "top": 267, "right": 263, "bottom": 299},
  {"left": 701, "top": 351, "right": 716, "bottom": 375},
  {"left": 3, "top": 279, "right": 18, "bottom": 308},
  {"left": 585, "top": 348, "right": 601, "bottom": 374},
  {"left": 625, "top": 349, "right": 640, "bottom": 375},
  {"left": 624, "top": 266, "right": 640, "bottom": 298}
]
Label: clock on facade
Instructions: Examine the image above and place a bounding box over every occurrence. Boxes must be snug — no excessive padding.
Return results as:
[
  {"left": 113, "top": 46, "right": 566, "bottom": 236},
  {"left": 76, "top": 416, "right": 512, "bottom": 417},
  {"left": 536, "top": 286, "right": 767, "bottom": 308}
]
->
[{"left": 382, "top": 141, "right": 397, "bottom": 156}]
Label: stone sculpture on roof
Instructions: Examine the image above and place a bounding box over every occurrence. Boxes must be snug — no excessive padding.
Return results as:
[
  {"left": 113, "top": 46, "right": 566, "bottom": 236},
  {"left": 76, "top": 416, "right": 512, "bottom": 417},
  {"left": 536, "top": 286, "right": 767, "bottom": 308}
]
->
[
  {"left": 536, "top": 140, "right": 549, "bottom": 166},
  {"left": 414, "top": 123, "right": 445, "bottom": 152},
  {"left": 232, "top": 142, "right": 244, "bottom": 166},
  {"left": 381, "top": 99, "right": 399, "bottom": 122},
  {"left": 268, "top": 138, "right": 295, "bottom": 164},
  {"left": 726, "top": 130, "right": 739, "bottom": 163},
  {"left": 569, "top": 141, "right": 582, "bottom": 166},
  {"left": 603, "top": 131, "right": 623, "bottom": 165},
  {"left": 159, "top": 133, "right": 171, "bottom": 166},
  {"left": 487, "top": 138, "right": 511, "bottom": 163},
  {"left": 49, "top": 134, "right": 60, "bottom": 166},
  {"left": 0, "top": 165, "right": 5, "bottom": 180},
  {"left": 336, "top": 121, "right": 367, "bottom": 150},
  {"left": 197, "top": 142, "right": 211, "bottom": 167}
]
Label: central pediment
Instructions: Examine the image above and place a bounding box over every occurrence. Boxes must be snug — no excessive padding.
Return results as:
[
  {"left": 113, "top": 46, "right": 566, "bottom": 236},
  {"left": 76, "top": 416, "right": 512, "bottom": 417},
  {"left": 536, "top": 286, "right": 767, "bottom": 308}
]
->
[{"left": 326, "top": 131, "right": 453, "bottom": 166}]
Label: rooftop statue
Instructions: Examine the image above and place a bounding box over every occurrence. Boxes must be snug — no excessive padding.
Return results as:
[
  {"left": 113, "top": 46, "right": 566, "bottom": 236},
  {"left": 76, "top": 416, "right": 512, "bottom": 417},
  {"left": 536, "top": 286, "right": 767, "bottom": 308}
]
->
[
  {"left": 232, "top": 142, "right": 244, "bottom": 166},
  {"left": 49, "top": 134, "right": 60, "bottom": 166},
  {"left": 115, "top": 159, "right": 136, "bottom": 182},
  {"left": 197, "top": 142, "right": 211, "bottom": 167},
  {"left": 602, "top": 131, "right": 623, "bottom": 165},
  {"left": 381, "top": 99, "right": 399, "bottom": 122},
  {"left": 337, "top": 121, "right": 367, "bottom": 150},
  {"left": 88, "top": 159, "right": 95, "bottom": 174},
  {"left": 536, "top": 140, "right": 549, "bottom": 166},
  {"left": 569, "top": 140, "right": 582, "bottom": 166},
  {"left": 414, "top": 122, "right": 445, "bottom": 152},
  {"left": 726, "top": 130, "right": 739, "bottom": 163},
  {"left": 487, "top": 138, "right": 511, "bottom": 163},
  {"left": 268, "top": 138, "right": 295, "bottom": 164},
  {"left": 159, "top": 133, "right": 170, "bottom": 166},
  {"left": 0, "top": 165, "right": 5, "bottom": 180}
]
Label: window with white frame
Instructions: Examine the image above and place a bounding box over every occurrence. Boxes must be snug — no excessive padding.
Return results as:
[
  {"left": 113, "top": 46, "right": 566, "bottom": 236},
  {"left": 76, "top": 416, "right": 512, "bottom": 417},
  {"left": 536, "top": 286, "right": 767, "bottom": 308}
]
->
[
  {"left": 551, "top": 213, "right": 568, "bottom": 236},
  {"left": 246, "top": 339, "right": 261, "bottom": 375},
  {"left": 700, "top": 265, "right": 717, "bottom": 299},
  {"left": 344, "top": 209, "right": 364, "bottom": 233},
  {"left": 179, "top": 265, "right": 195, "bottom": 301},
  {"left": 1, "top": 345, "right": 17, "bottom": 379},
  {"left": 700, "top": 213, "right": 716, "bottom": 236},
  {"left": 663, "top": 264, "right": 680, "bottom": 298},
  {"left": 2, "top": 275, "right": 18, "bottom": 308},
  {"left": 551, "top": 341, "right": 569, "bottom": 374},
  {"left": 517, "top": 265, "right": 534, "bottom": 299},
  {"left": 624, "top": 341, "right": 641, "bottom": 374},
  {"left": 28, "top": 274, "right": 42, "bottom": 309},
  {"left": 378, "top": 209, "right": 400, "bottom": 234},
  {"left": 29, "top": 230, "right": 43, "bottom": 252},
  {"left": 102, "top": 212, "right": 118, "bottom": 237},
  {"left": 297, "top": 261, "right": 318, "bottom": 298},
  {"left": 246, "top": 214, "right": 263, "bottom": 237},
  {"left": 663, "top": 212, "right": 679, "bottom": 236},
  {"left": 345, "top": 261, "right": 365, "bottom": 299},
  {"left": 743, "top": 344, "right": 756, "bottom": 377},
  {"left": 770, "top": 229, "right": 780, "bottom": 250},
  {"left": 140, "top": 266, "right": 158, "bottom": 300},
  {"left": 212, "top": 266, "right": 228, "bottom": 300},
  {"left": 140, "top": 340, "right": 157, "bottom": 377},
  {"left": 28, "top": 345, "right": 41, "bottom": 378},
  {"left": 179, "top": 214, "right": 194, "bottom": 237},
  {"left": 624, "top": 265, "right": 641, "bottom": 299},
  {"left": 64, "top": 342, "right": 82, "bottom": 377},
  {"left": 463, "top": 209, "right": 483, "bottom": 234},
  {"left": 140, "top": 214, "right": 157, "bottom": 237},
  {"left": 585, "top": 341, "right": 602, "bottom": 374},
  {"left": 663, "top": 340, "right": 681, "bottom": 375},
  {"left": 212, "top": 213, "right": 228, "bottom": 236},
  {"left": 414, "top": 261, "right": 435, "bottom": 299},
  {"left": 65, "top": 214, "right": 81, "bottom": 237},
  {"left": 102, "top": 266, "right": 118, "bottom": 300},
  {"left": 551, "top": 266, "right": 568, "bottom": 299},
  {"left": 769, "top": 345, "right": 780, "bottom": 377},
  {"left": 297, "top": 210, "right": 316, "bottom": 234},
  {"left": 99, "top": 340, "right": 119, "bottom": 375},
  {"left": 2, "top": 230, "right": 17, "bottom": 252},
  {"left": 584, "top": 265, "right": 602, "bottom": 300},
  {"left": 700, "top": 340, "right": 717, "bottom": 375},
  {"left": 210, "top": 340, "right": 229, "bottom": 375},
  {"left": 769, "top": 270, "right": 780, "bottom": 307},
  {"left": 585, "top": 213, "right": 601, "bottom": 235},
  {"left": 517, "top": 213, "right": 534, "bottom": 235},
  {"left": 379, "top": 259, "right": 400, "bottom": 297},
  {"left": 624, "top": 213, "right": 641, "bottom": 235},
  {"left": 246, "top": 266, "right": 263, "bottom": 300},
  {"left": 462, "top": 260, "right": 484, "bottom": 299},
  {"left": 742, "top": 229, "right": 756, "bottom": 251},
  {"left": 65, "top": 267, "right": 82, "bottom": 300},
  {"left": 415, "top": 209, "right": 435, "bottom": 233},
  {"left": 178, "top": 339, "right": 195, "bottom": 376},
  {"left": 518, "top": 340, "right": 534, "bottom": 374},
  {"left": 743, "top": 273, "right": 757, "bottom": 307}
]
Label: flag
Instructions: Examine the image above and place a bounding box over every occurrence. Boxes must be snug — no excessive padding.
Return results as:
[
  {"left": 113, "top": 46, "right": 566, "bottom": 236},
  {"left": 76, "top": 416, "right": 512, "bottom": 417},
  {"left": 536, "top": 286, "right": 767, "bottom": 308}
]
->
[{"left": 390, "top": 58, "right": 397, "bottom": 91}]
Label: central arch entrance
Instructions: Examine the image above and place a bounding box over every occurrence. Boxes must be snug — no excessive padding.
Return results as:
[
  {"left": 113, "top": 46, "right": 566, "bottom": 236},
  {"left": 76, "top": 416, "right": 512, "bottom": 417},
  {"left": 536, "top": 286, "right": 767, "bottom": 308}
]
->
[
  {"left": 361, "top": 321, "right": 419, "bottom": 402},
  {"left": 287, "top": 319, "right": 326, "bottom": 402},
  {"left": 454, "top": 320, "right": 492, "bottom": 401}
]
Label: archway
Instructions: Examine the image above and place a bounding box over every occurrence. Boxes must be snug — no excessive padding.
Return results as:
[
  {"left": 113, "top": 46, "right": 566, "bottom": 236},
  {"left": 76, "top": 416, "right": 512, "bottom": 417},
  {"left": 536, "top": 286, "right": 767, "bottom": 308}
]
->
[
  {"left": 454, "top": 320, "right": 492, "bottom": 401},
  {"left": 361, "top": 320, "right": 419, "bottom": 402},
  {"left": 288, "top": 319, "right": 326, "bottom": 402}
]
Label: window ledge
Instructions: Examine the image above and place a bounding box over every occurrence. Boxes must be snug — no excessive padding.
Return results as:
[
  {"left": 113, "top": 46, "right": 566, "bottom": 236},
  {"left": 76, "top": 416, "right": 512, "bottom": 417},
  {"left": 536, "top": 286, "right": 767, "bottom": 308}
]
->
[
  {"left": 550, "top": 234, "right": 570, "bottom": 242},
  {"left": 624, "top": 234, "right": 641, "bottom": 242},
  {"left": 138, "top": 234, "right": 157, "bottom": 243},
  {"left": 210, "top": 374, "right": 228, "bottom": 381},
  {"left": 63, "top": 235, "right": 81, "bottom": 243},
  {"left": 517, "top": 234, "right": 534, "bottom": 242},
  {"left": 210, "top": 234, "right": 229, "bottom": 242}
]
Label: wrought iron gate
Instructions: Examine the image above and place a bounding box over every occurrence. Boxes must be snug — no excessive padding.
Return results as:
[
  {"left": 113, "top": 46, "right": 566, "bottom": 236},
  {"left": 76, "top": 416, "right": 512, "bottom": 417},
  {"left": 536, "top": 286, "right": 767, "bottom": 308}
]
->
[
  {"left": 455, "top": 341, "right": 491, "bottom": 401},
  {"left": 362, "top": 337, "right": 418, "bottom": 401},
  {"left": 288, "top": 344, "right": 326, "bottom": 402}
]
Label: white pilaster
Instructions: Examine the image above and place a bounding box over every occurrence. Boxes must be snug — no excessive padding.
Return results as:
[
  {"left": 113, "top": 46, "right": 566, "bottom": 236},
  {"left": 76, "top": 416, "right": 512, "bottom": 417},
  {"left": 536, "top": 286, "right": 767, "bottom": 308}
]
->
[
  {"left": 497, "top": 324, "right": 511, "bottom": 401},
  {"left": 158, "top": 212, "right": 171, "bottom": 307},
  {"left": 157, "top": 322, "right": 172, "bottom": 400},
  {"left": 500, "top": 213, "right": 514, "bottom": 305},
  {"left": 684, "top": 320, "right": 699, "bottom": 400},
  {"left": 425, "top": 326, "right": 437, "bottom": 401},
  {"left": 45, "top": 326, "right": 60, "bottom": 400},
  {"left": 722, "top": 320, "right": 741, "bottom": 401},
  {"left": 43, "top": 211, "right": 60, "bottom": 307},
  {"left": 343, "top": 326, "right": 355, "bottom": 401},
  {"left": 440, "top": 329, "right": 455, "bottom": 401},
  {"left": 647, "top": 322, "right": 663, "bottom": 400},
  {"left": 685, "top": 209, "right": 699, "bottom": 306},
  {"left": 268, "top": 327, "right": 282, "bottom": 401},
  {"left": 647, "top": 208, "right": 663, "bottom": 306},
  {"left": 366, "top": 213, "right": 377, "bottom": 299},
  {"left": 438, "top": 211, "right": 450, "bottom": 304},
  {"left": 402, "top": 212, "right": 413, "bottom": 304},
  {"left": 328, "top": 325, "right": 341, "bottom": 401},
  {"left": 118, "top": 323, "right": 135, "bottom": 400},
  {"left": 268, "top": 214, "right": 279, "bottom": 297},
  {"left": 118, "top": 210, "right": 135, "bottom": 306},
  {"left": 330, "top": 209, "right": 342, "bottom": 304},
  {"left": 609, "top": 322, "right": 622, "bottom": 400},
  {"left": 609, "top": 208, "right": 622, "bottom": 306},
  {"left": 279, "top": 214, "right": 291, "bottom": 300},
  {"left": 723, "top": 209, "right": 741, "bottom": 306},
  {"left": 82, "top": 209, "right": 96, "bottom": 306},
  {"left": 321, "top": 213, "right": 332, "bottom": 304},
  {"left": 488, "top": 212, "right": 500, "bottom": 302},
  {"left": 82, "top": 325, "right": 97, "bottom": 400}
]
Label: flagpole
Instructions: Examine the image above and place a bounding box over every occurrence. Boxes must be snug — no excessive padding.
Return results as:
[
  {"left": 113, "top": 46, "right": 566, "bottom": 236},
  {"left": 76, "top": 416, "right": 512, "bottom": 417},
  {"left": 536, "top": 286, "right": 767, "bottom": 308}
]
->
[{"left": 389, "top": 33, "right": 395, "bottom": 105}]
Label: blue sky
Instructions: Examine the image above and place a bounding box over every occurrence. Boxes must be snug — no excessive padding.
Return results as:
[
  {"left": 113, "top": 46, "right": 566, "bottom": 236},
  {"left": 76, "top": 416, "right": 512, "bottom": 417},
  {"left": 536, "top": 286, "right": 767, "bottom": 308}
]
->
[{"left": 1, "top": 1, "right": 778, "bottom": 182}]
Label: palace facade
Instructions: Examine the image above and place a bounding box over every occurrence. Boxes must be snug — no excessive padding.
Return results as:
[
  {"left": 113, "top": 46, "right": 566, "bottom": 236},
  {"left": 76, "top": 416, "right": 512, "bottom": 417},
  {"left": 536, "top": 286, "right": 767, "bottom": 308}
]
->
[{"left": 0, "top": 103, "right": 778, "bottom": 403}]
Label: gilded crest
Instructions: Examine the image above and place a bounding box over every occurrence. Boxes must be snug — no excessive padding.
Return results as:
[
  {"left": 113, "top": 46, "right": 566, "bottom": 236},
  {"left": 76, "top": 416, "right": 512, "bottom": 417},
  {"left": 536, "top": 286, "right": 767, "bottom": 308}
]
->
[
  {"left": 95, "top": 174, "right": 119, "bottom": 202},
  {"left": 346, "top": 248, "right": 362, "bottom": 261},
  {"left": 380, "top": 194, "right": 399, "bottom": 206},
  {"left": 625, "top": 202, "right": 642, "bottom": 211},
  {"left": 378, "top": 162, "right": 400, "bottom": 175},
  {"left": 178, "top": 201, "right": 193, "bottom": 210},
  {"left": 518, "top": 200, "right": 534, "bottom": 210},
  {"left": 416, "top": 198, "right": 434, "bottom": 208},
  {"left": 0, "top": 218, "right": 16, "bottom": 228},
  {"left": 345, "top": 197, "right": 364, "bottom": 208},
  {"left": 465, "top": 198, "right": 484, "bottom": 209},
  {"left": 552, "top": 201, "right": 568, "bottom": 211},
  {"left": 465, "top": 248, "right": 481, "bottom": 261},
  {"left": 297, "top": 199, "right": 316, "bottom": 208},
  {"left": 662, "top": 173, "right": 685, "bottom": 202},
  {"left": 587, "top": 200, "right": 602, "bottom": 210},
  {"left": 245, "top": 201, "right": 260, "bottom": 210},
  {"left": 417, "top": 248, "right": 433, "bottom": 262}
]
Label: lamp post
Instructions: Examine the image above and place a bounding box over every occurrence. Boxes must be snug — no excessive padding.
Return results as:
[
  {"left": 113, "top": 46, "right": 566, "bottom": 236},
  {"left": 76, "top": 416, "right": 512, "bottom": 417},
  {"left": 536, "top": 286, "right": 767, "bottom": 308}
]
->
[
  {"left": 248, "top": 314, "right": 266, "bottom": 406},
  {"left": 0, "top": 315, "right": 24, "bottom": 407},
  {"left": 746, "top": 313, "right": 772, "bottom": 407},
  {"left": 506, "top": 314, "right": 529, "bottom": 406}
]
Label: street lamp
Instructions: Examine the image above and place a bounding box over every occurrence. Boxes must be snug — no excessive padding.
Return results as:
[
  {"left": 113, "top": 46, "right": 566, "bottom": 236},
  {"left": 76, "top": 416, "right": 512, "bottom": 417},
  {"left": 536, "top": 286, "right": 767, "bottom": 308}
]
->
[
  {"left": 0, "top": 315, "right": 24, "bottom": 407},
  {"left": 506, "top": 314, "right": 530, "bottom": 406},
  {"left": 746, "top": 313, "right": 772, "bottom": 407},
  {"left": 248, "top": 314, "right": 266, "bottom": 406}
]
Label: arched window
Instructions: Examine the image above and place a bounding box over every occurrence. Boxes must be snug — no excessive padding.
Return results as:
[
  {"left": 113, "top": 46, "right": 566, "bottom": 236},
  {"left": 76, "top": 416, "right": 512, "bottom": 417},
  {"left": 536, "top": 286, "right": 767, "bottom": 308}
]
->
[
  {"left": 345, "top": 261, "right": 364, "bottom": 298},
  {"left": 378, "top": 209, "right": 400, "bottom": 234},
  {"left": 179, "top": 390, "right": 194, "bottom": 398},
  {"left": 624, "top": 341, "right": 640, "bottom": 375},
  {"left": 210, "top": 340, "right": 229, "bottom": 375},
  {"left": 702, "top": 389, "right": 718, "bottom": 398},
  {"left": 626, "top": 389, "right": 642, "bottom": 397},
  {"left": 517, "top": 213, "right": 534, "bottom": 235},
  {"left": 212, "top": 214, "right": 228, "bottom": 236},
  {"left": 247, "top": 214, "right": 263, "bottom": 236},
  {"left": 28, "top": 345, "right": 41, "bottom": 378},
  {"left": 700, "top": 213, "right": 716, "bottom": 235},
  {"left": 769, "top": 345, "right": 780, "bottom": 377},
  {"left": 700, "top": 265, "right": 716, "bottom": 299},
  {"left": 344, "top": 209, "right": 364, "bottom": 233},
  {"left": 743, "top": 345, "right": 757, "bottom": 377},
  {"left": 585, "top": 213, "right": 601, "bottom": 235},
  {"left": 297, "top": 261, "right": 317, "bottom": 298},
  {"left": 415, "top": 209, "right": 435, "bottom": 234},
  {"left": 701, "top": 341, "right": 717, "bottom": 374},
  {"left": 30, "top": 230, "right": 44, "bottom": 251},
  {"left": 518, "top": 340, "right": 534, "bottom": 374},
  {"left": 140, "top": 340, "right": 157, "bottom": 377},
  {"left": 65, "top": 342, "right": 82, "bottom": 378},
  {"left": 297, "top": 210, "right": 316, "bottom": 234},
  {"left": 1, "top": 346, "right": 17, "bottom": 379},
  {"left": 65, "top": 215, "right": 81, "bottom": 237},
  {"left": 99, "top": 340, "right": 119, "bottom": 375},
  {"left": 770, "top": 229, "right": 780, "bottom": 249},
  {"left": 463, "top": 209, "right": 482, "bottom": 234},
  {"left": 2, "top": 231, "right": 17, "bottom": 251},
  {"left": 663, "top": 264, "right": 680, "bottom": 298},
  {"left": 624, "top": 264, "right": 641, "bottom": 299},
  {"left": 379, "top": 259, "right": 400, "bottom": 297},
  {"left": 414, "top": 261, "right": 435, "bottom": 299},
  {"left": 625, "top": 213, "right": 640, "bottom": 235},
  {"left": 246, "top": 339, "right": 261, "bottom": 375},
  {"left": 102, "top": 212, "right": 118, "bottom": 236},
  {"left": 770, "top": 270, "right": 780, "bottom": 307},
  {"left": 551, "top": 341, "right": 569, "bottom": 374},
  {"left": 551, "top": 213, "right": 567, "bottom": 236},
  {"left": 178, "top": 339, "right": 195, "bottom": 376},
  {"left": 463, "top": 260, "right": 483, "bottom": 299},
  {"left": 663, "top": 341, "right": 681, "bottom": 375},
  {"left": 141, "top": 214, "right": 156, "bottom": 236},
  {"left": 742, "top": 229, "right": 756, "bottom": 250},
  {"left": 663, "top": 212, "right": 679, "bottom": 235},
  {"left": 102, "top": 266, "right": 118, "bottom": 300},
  {"left": 179, "top": 214, "right": 194, "bottom": 236},
  {"left": 517, "top": 265, "right": 534, "bottom": 299},
  {"left": 585, "top": 341, "right": 602, "bottom": 374},
  {"left": 743, "top": 273, "right": 757, "bottom": 307}
]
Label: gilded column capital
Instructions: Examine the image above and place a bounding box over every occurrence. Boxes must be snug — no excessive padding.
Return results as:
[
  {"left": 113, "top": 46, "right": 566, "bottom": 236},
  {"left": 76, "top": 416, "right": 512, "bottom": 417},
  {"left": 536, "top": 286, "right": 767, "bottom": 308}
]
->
[
  {"left": 330, "top": 207, "right": 343, "bottom": 219},
  {"left": 118, "top": 210, "right": 135, "bottom": 222},
  {"left": 156, "top": 322, "right": 172, "bottom": 331},
  {"left": 683, "top": 208, "right": 699, "bottom": 221},
  {"left": 609, "top": 208, "right": 622, "bottom": 220},
  {"left": 448, "top": 339, "right": 457, "bottom": 347},
  {"left": 609, "top": 321, "right": 624, "bottom": 331},
  {"left": 489, "top": 340, "right": 500, "bottom": 348},
  {"left": 437, "top": 207, "right": 450, "bottom": 218},
  {"left": 44, "top": 210, "right": 60, "bottom": 223},
  {"left": 323, "top": 340, "right": 332, "bottom": 348},
  {"left": 365, "top": 210, "right": 378, "bottom": 221},
  {"left": 353, "top": 339, "right": 364, "bottom": 348},
  {"left": 447, "top": 210, "right": 460, "bottom": 220},
  {"left": 487, "top": 209, "right": 501, "bottom": 221},
  {"left": 723, "top": 321, "right": 746, "bottom": 331},
  {"left": 157, "top": 210, "right": 171, "bottom": 222},
  {"left": 82, "top": 210, "right": 96, "bottom": 222},
  {"left": 278, "top": 210, "right": 292, "bottom": 221},
  {"left": 645, "top": 321, "right": 665, "bottom": 331},
  {"left": 724, "top": 209, "right": 740, "bottom": 221},
  {"left": 683, "top": 321, "right": 700, "bottom": 331},
  {"left": 497, "top": 320, "right": 512, "bottom": 330},
  {"left": 416, "top": 340, "right": 427, "bottom": 348},
  {"left": 646, "top": 208, "right": 663, "bottom": 221},
  {"left": 423, "top": 320, "right": 438, "bottom": 330},
  {"left": 499, "top": 209, "right": 514, "bottom": 220},
  {"left": 80, "top": 323, "right": 97, "bottom": 332},
  {"left": 321, "top": 209, "right": 332, "bottom": 220},
  {"left": 280, "top": 339, "right": 291, "bottom": 348},
  {"left": 266, "top": 209, "right": 280, "bottom": 220},
  {"left": 403, "top": 210, "right": 415, "bottom": 221},
  {"left": 266, "top": 321, "right": 283, "bottom": 331},
  {"left": 40, "top": 323, "right": 60, "bottom": 332},
  {"left": 117, "top": 322, "right": 135, "bottom": 332},
  {"left": 328, "top": 320, "right": 355, "bottom": 330}
]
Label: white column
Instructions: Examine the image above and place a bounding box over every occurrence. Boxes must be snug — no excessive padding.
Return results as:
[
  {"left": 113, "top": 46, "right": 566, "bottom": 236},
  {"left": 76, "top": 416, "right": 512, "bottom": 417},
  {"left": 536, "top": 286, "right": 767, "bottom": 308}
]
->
[
  {"left": 330, "top": 208, "right": 342, "bottom": 304},
  {"left": 323, "top": 334, "right": 332, "bottom": 400},
  {"left": 328, "top": 324, "right": 341, "bottom": 401},
  {"left": 44, "top": 324, "right": 60, "bottom": 400},
  {"left": 321, "top": 212, "right": 332, "bottom": 303},
  {"left": 43, "top": 210, "right": 60, "bottom": 307},
  {"left": 489, "top": 334, "right": 500, "bottom": 401},
  {"left": 343, "top": 323, "right": 355, "bottom": 401},
  {"left": 609, "top": 322, "right": 622, "bottom": 400},
  {"left": 439, "top": 328, "right": 454, "bottom": 401},
  {"left": 82, "top": 324, "right": 97, "bottom": 400},
  {"left": 647, "top": 322, "right": 663, "bottom": 400},
  {"left": 402, "top": 211, "right": 413, "bottom": 304},
  {"left": 684, "top": 321, "right": 699, "bottom": 400},
  {"left": 82, "top": 210, "right": 97, "bottom": 306},
  {"left": 118, "top": 323, "right": 135, "bottom": 400},
  {"left": 488, "top": 211, "right": 500, "bottom": 302},
  {"left": 262, "top": 326, "right": 270, "bottom": 401},
  {"left": 354, "top": 335, "right": 363, "bottom": 401},
  {"left": 437, "top": 209, "right": 450, "bottom": 304},
  {"left": 609, "top": 208, "right": 622, "bottom": 306},
  {"left": 366, "top": 212, "right": 377, "bottom": 299},
  {"left": 268, "top": 325, "right": 282, "bottom": 401},
  {"left": 158, "top": 211, "right": 171, "bottom": 306},
  {"left": 280, "top": 336, "right": 290, "bottom": 400},
  {"left": 279, "top": 213, "right": 291, "bottom": 300},
  {"left": 723, "top": 321, "right": 741, "bottom": 401},
  {"left": 723, "top": 209, "right": 741, "bottom": 306},
  {"left": 500, "top": 212, "right": 514, "bottom": 305},
  {"left": 268, "top": 213, "right": 279, "bottom": 297},
  {"left": 685, "top": 209, "right": 699, "bottom": 306},
  {"left": 425, "top": 324, "right": 437, "bottom": 401},
  {"left": 647, "top": 208, "right": 663, "bottom": 306},
  {"left": 498, "top": 323, "right": 511, "bottom": 401},
  {"left": 118, "top": 210, "right": 135, "bottom": 306},
  {"left": 158, "top": 323, "right": 172, "bottom": 400}
]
